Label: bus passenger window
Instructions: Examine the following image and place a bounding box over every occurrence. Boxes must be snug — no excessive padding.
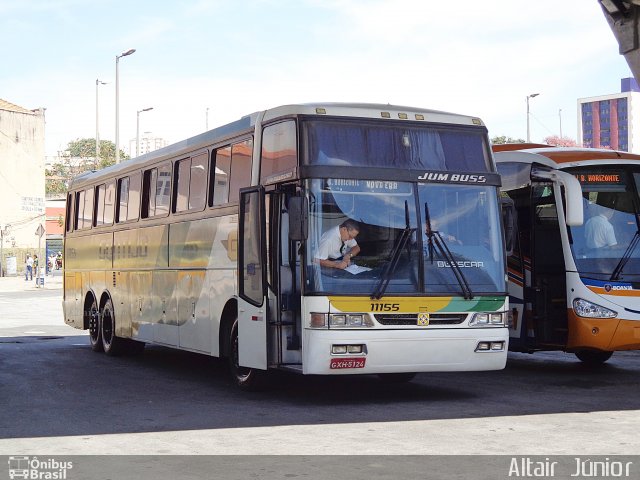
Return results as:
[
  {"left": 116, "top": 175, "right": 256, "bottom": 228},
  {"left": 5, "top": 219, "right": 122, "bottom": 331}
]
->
[
  {"left": 260, "top": 121, "right": 297, "bottom": 183},
  {"left": 95, "top": 184, "right": 106, "bottom": 226},
  {"left": 66, "top": 192, "right": 74, "bottom": 232},
  {"left": 142, "top": 169, "right": 157, "bottom": 218},
  {"left": 104, "top": 181, "right": 115, "bottom": 225},
  {"left": 174, "top": 158, "right": 190, "bottom": 212},
  {"left": 229, "top": 139, "right": 253, "bottom": 203},
  {"left": 75, "top": 190, "right": 85, "bottom": 230},
  {"left": 210, "top": 146, "right": 231, "bottom": 207},
  {"left": 83, "top": 187, "right": 94, "bottom": 229},
  {"left": 189, "top": 152, "right": 208, "bottom": 211},
  {"left": 127, "top": 172, "right": 141, "bottom": 221},
  {"left": 117, "top": 177, "right": 130, "bottom": 223},
  {"left": 155, "top": 164, "right": 171, "bottom": 216}
]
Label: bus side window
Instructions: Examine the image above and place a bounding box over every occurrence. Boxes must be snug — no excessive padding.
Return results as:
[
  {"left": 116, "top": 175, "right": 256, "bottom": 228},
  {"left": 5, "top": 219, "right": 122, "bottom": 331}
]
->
[
  {"left": 155, "top": 163, "right": 171, "bottom": 216},
  {"left": 210, "top": 146, "right": 231, "bottom": 207},
  {"left": 95, "top": 184, "right": 106, "bottom": 226},
  {"left": 66, "top": 192, "right": 74, "bottom": 232},
  {"left": 174, "top": 158, "right": 190, "bottom": 213},
  {"left": 229, "top": 139, "right": 253, "bottom": 203},
  {"left": 117, "top": 176, "right": 130, "bottom": 223},
  {"left": 260, "top": 121, "right": 297, "bottom": 183},
  {"left": 142, "top": 168, "right": 158, "bottom": 219},
  {"left": 74, "top": 191, "right": 84, "bottom": 230},
  {"left": 189, "top": 152, "right": 208, "bottom": 211},
  {"left": 127, "top": 172, "right": 141, "bottom": 221},
  {"left": 83, "top": 187, "right": 94, "bottom": 229},
  {"left": 104, "top": 181, "right": 115, "bottom": 225}
]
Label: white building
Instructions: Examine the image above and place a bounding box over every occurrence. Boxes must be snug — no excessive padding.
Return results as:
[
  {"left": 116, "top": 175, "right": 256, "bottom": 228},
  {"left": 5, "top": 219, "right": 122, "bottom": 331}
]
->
[
  {"left": 128, "top": 132, "right": 168, "bottom": 158},
  {"left": 577, "top": 77, "right": 640, "bottom": 153},
  {"left": 0, "top": 99, "right": 46, "bottom": 274}
]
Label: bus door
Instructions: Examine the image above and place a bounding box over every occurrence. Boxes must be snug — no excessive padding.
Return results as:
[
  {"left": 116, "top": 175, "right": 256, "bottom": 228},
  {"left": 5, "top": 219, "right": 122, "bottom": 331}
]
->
[
  {"left": 238, "top": 186, "right": 268, "bottom": 370},
  {"left": 530, "top": 183, "right": 568, "bottom": 347}
]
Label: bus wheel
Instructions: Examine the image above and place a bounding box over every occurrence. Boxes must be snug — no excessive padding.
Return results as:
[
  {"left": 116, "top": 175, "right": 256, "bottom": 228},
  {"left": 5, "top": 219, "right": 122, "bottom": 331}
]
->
[
  {"left": 101, "top": 299, "right": 126, "bottom": 356},
  {"left": 575, "top": 350, "right": 613, "bottom": 365},
  {"left": 229, "top": 318, "right": 265, "bottom": 390},
  {"left": 377, "top": 373, "right": 417, "bottom": 383},
  {"left": 88, "top": 298, "right": 103, "bottom": 353}
]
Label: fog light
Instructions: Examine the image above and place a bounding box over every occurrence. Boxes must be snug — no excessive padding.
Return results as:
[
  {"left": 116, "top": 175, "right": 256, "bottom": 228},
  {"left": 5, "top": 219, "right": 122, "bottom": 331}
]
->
[
  {"left": 491, "top": 341, "right": 504, "bottom": 351},
  {"left": 332, "top": 345, "right": 347, "bottom": 354},
  {"left": 476, "top": 341, "right": 490, "bottom": 351},
  {"left": 347, "top": 344, "right": 363, "bottom": 354}
]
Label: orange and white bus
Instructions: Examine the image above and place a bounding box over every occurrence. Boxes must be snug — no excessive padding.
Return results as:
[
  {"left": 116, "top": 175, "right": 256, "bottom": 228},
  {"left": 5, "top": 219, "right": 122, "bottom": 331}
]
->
[
  {"left": 63, "top": 103, "right": 509, "bottom": 388},
  {"left": 495, "top": 144, "right": 640, "bottom": 364}
]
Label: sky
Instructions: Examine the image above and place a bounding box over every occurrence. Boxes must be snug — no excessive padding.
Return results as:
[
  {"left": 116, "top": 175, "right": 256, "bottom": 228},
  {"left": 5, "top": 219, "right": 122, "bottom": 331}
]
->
[{"left": 0, "top": 0, "right": 634, "bottom": 157}]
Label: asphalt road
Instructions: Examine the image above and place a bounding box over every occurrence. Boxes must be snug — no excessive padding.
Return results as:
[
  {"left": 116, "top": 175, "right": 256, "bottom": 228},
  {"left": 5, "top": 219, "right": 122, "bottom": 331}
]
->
[{"left": 1, "top": 273, "right": 639, "bottom": 464}]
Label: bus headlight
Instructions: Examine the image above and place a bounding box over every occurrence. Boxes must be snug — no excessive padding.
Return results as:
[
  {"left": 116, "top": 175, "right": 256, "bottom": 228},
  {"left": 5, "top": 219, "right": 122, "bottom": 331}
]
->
[
  {"left": 309, "top": 313, "right": 374, "bottom": 328},
  {"left": 469, "top": 312, "right": 505, "bottom": 326},
  {"left": 573, "top": 298, "right": 617, "bottom": 318}
]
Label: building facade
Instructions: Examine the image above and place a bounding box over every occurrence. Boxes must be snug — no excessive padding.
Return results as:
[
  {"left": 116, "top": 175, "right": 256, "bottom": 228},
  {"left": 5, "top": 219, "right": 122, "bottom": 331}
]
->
[
  {"left": 0, "top": 99, "right": 46, "bottom": 276},
  {"left": 128, "top": 132, "right": 168, "bottom": 158},
  {"left": 577, "top": 77, "right": 640, "bottom": 152}
]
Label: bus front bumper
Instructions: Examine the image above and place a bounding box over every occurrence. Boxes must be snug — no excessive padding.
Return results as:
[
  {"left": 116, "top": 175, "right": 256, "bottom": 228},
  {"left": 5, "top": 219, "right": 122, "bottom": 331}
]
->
[{"left": 302, "top": 327, "right": 508, "bottom": 375}]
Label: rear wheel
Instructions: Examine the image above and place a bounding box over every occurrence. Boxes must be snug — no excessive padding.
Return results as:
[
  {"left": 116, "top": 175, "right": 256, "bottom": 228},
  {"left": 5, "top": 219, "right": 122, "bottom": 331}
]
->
[
  {"left": 575, "top": 349, "right": 613, "bottom": 365},
  {"left": 88, "top": 298, "right": 103, "bottom": 352},
  {"left": 229, "top": 318, "right": 265, "bottom": 390},
  {"left": 101, "top": 298, "right": 127, "bottom": 356}
]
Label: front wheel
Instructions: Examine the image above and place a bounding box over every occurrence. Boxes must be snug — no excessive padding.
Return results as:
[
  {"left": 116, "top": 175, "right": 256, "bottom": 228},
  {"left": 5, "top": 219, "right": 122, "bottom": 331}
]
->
[
  {"left": 229, "top": 318, "right": 265, "bottom": 390},
  {"left": 575, "top": 349, "right": 613, "bottom": 365}
]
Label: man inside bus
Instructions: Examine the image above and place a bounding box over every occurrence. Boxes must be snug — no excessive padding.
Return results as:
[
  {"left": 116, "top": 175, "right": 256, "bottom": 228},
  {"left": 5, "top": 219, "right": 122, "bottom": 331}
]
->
[
  {"left": 585, "top": 202, "right": 617, "bottom": 250},
  {"left": 314, "top": 219, "right": 361, "bottom": 270}
]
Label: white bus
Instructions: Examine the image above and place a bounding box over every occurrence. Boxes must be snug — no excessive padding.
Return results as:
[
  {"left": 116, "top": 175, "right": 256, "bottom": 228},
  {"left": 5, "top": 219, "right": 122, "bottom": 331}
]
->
[
  {"left": 63, "top": 103, "right": 509, "bottom": 388},
  {"left": 495, "top": 144, "right": 640, "bottom": 364}
]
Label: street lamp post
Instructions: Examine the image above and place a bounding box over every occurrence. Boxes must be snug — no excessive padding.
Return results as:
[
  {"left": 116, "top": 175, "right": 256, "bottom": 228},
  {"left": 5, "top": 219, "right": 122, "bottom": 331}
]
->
[
  {"left": 95, "top": 79, "right": 107, "bottom": 168},
  {"left": 136, "top": 107, "right": 153, "bottom": 157},
  {"left": 115, "top": 48, "right": 136, "bottom": 164},
  {"left": 526, "top": 93, "right": 540, "bottom": 143},
  {"left": 0, "top": 224, "right": 10, "bottom": 277}
]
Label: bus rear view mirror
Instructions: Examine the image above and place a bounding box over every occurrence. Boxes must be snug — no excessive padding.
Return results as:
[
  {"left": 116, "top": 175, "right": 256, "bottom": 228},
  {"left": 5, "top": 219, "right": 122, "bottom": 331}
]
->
[
  {"left": 288, "top": 196, "right": 308, "bottom": 241},
  {"left": 500, "top": 197, "right": 517, "bottom": 257}
]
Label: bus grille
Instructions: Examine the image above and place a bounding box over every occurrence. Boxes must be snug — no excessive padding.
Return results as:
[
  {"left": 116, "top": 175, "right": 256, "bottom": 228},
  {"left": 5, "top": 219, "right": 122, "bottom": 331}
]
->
[{"left": 373, "top": 313, "right": 467, "bottom": 326}]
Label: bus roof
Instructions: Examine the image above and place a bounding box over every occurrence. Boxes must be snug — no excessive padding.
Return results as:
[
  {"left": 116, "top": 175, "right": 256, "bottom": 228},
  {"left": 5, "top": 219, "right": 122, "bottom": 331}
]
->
[
  {"left": 492, "top": 143, "right": 640, "bottom": 169},
  {"left": 69, "top": 102, "right": 487, "bottom": 190}
]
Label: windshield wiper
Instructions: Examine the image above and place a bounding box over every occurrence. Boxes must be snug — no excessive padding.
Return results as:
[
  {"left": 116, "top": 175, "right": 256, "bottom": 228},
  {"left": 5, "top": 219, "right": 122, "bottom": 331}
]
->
[
  {"left": 610, "top": 213, "right": 640, "bottom": 281},
  {"left": 424, "top": 202, "right": 474, "bottom": 300},
  {"left": 371, "top": 201, "right": 415, "bottom": 300}
]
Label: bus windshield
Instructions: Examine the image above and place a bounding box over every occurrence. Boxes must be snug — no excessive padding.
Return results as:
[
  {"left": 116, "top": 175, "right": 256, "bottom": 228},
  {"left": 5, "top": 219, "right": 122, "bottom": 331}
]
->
[
  {"left": 305, "top": 179, "right": 505, "bottom": 296},
  {"left": 304, "top": 120, "right": 490, "bottom": 172},
  {"left": 568, "top": 167, "right": 640, "bottom": 282}
]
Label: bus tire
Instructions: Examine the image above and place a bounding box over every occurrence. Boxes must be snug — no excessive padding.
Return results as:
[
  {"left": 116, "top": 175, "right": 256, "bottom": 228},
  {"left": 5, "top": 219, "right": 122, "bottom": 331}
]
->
[
  {"left": 575, "top": 349, "right": 613, "bottom": 365},
  {"left": 88, "top": 297, "right": 103, "bottom": 352},
  {"left": 229, "top": 318, "right": 265, "bottom": 390},
  {"left": 101, "top": 298, "right": 126, "bottom": 356},
  {"left": 377, "top": 372, "right": 417, "bottom": 383}
]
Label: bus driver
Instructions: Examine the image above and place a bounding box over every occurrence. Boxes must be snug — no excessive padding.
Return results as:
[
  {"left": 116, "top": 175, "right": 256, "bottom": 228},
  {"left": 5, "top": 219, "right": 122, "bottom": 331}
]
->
[{"left": 314, "top": 219, "right": 361, "bottom": 270}]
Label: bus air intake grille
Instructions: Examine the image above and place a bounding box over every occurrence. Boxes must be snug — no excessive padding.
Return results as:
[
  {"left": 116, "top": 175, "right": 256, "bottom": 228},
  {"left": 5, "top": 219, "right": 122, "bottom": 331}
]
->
[{"left": 374, "top": 314, "right": 467, "bottom": 326}]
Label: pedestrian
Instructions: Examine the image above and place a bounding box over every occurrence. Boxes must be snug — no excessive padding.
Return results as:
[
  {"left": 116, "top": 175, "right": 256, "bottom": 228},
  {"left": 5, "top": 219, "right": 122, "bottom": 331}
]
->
[
  {"left": 33, "top": 255, "right": 39, "bottom": 286},
  {"left": 25, "top": 254, "right": 33, "bottom": 281}
]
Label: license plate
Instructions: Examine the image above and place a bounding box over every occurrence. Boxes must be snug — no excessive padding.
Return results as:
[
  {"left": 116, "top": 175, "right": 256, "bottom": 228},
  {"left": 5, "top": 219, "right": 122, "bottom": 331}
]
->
[{"left": 330, "top": 357, "right": 366, "bottom": 369}]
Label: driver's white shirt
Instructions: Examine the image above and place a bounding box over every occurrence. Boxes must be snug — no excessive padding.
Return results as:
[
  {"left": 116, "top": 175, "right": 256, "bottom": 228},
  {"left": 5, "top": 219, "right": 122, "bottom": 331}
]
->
[{"left": 315, "top": 225, "right": 358, "bottom": 260}]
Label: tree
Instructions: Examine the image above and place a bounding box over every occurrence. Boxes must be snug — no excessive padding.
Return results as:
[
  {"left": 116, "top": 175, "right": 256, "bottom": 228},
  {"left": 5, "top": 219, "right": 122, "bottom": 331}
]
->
[
  {"left": 45, "top": 138, "right": 128, "bottom": 194},
  {"left": 543, "top": 135, "right": 578, "bottom": 147},
  {"left": 491, "top": 135, "right": 526, "bottom": 145}
]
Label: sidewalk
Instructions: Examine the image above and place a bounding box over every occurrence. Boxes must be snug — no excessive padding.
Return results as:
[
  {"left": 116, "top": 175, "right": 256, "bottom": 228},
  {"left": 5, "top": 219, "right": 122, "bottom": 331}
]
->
[{"left": 0, "top": 270, "right": 63, "bottom": 293}]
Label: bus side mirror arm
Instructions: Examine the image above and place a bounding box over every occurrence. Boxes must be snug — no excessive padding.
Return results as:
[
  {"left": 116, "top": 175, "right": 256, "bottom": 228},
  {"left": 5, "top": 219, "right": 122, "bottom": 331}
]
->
[
  {"left": 288, "top": 196, "right": 308, "bottom": 241},
  {"left": 532, "top": 168, "right": 584, "bottom": 226}
]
